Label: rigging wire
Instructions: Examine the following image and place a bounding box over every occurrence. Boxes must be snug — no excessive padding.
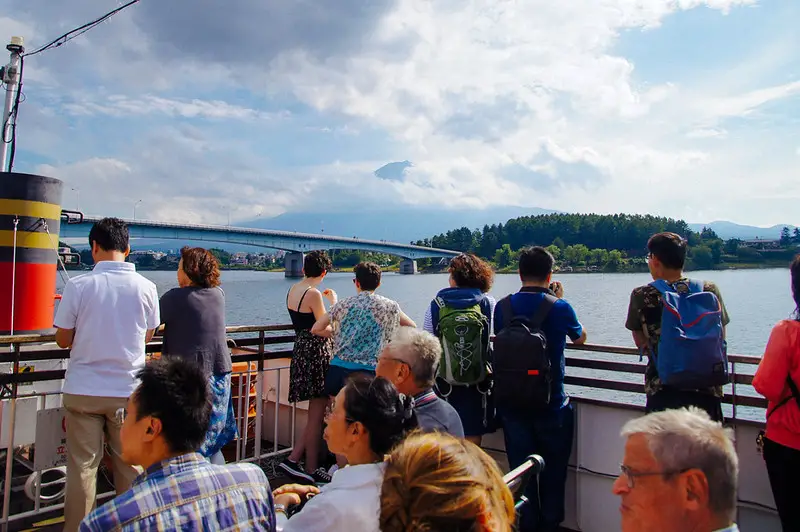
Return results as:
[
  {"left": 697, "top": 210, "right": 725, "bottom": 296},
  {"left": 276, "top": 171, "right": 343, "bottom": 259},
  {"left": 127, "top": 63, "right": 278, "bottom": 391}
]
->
[
  {"left": 2, "top": 0, "right": 142, "bottom": 171},
  {"left": 24, "top": 0, "right": 142, "bottom": 58}
]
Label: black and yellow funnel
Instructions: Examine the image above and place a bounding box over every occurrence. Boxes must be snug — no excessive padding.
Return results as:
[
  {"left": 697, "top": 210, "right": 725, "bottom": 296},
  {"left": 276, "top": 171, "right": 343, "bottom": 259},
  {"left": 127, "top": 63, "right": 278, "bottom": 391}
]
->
[{"left": 0, "top": 171, "right": 63, "bottom": 335}]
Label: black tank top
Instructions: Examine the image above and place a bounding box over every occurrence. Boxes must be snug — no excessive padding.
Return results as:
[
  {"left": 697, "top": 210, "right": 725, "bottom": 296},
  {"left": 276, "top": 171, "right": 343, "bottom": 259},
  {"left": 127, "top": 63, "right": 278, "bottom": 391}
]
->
[{"left": 287, "top": 287, "right": 317, "bottom": 332}]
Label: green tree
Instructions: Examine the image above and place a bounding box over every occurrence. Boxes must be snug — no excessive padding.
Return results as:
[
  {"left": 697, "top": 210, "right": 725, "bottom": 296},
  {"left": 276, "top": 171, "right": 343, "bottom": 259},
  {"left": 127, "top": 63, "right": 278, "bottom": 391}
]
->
[
  {"left": 708, "top": 239, "right": 724, "bottom": 264},
  {"left": 546, "top": 245, "right": 561, "bottom": 261},
  {"left": 552, "top": 237, "right": 566, "bottom": 250},
  {"left": 794, "top": 227, "right": 800, "bottom": 244},
  {"left": 606, "top": 250, "right": 623, "bottom": 271},
  {"left": 781, "top": 226, "right": 792, "bottom": 246},
  {"left": 494, "top": 244, "right": 514, "bottom": 268},
  {"left": 210, "top": 248, "right": 231, "bottom": 265},
  {"left": 691, "top": 246, "right": 714, "bottom": 270},
  {"left": 136, "top": 254, "right": 156, "bottom": 268},
  {"left": 736, "top": 246, "right": 762, "bottom": 260},
  {"left": 588, "top": 248, "right": 609, "bottom": 266},
  {"left": 700, "top": 227, "right": 719, "bottom": 241},
  {"left": 479, "top": 229, "right": 500, "bottom": 258},
  {"left": 724, "top": 238, "right": 741, "bottom": 255},
  {"left": 564, "top": 244, "right": 589, "bottom": 265}
]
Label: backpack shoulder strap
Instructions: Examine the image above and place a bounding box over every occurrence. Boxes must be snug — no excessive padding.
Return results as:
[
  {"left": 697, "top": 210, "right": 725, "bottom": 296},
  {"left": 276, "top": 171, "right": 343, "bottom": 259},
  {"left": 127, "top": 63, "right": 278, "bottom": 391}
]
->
[
  {"left": 788, "top": 375, "right": 800, "bottom": 409},
  {"left": 479, "top": 296, "right": 492, "bottom": 319},
  {"left": 687, "top": 279, "right": 705, "bottom": 294},
  {"left": 530, "top": 294, "right": 557, "bottom": 329},
  {"left": 766, "top": 375, "right": 800, "bottom": 419},
  {"left": 499, "top": 295, "right": 514, "bottom": 329},
  {"left": 432, "top": 296, "right": 447, "bottom": 336},
  {"left": 649, "top": 279, "right": 673, "bottom": 295}
]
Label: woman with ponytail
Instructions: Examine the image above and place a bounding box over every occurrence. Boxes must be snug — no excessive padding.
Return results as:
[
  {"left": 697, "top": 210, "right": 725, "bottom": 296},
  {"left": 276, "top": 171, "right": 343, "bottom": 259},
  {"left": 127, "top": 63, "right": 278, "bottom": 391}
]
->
[
  {"left": 380, "top": 431, "right": 515, "bottom": 531},
  {"left": 273, "top": 374, "right": 418, "bottom": 531}
]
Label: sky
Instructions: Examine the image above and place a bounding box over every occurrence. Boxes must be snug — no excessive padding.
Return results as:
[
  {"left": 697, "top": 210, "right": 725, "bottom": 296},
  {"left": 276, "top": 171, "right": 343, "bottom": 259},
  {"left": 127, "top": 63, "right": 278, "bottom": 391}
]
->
[{"left": 1, "top": 0, "right": 798, "bottom": 227}]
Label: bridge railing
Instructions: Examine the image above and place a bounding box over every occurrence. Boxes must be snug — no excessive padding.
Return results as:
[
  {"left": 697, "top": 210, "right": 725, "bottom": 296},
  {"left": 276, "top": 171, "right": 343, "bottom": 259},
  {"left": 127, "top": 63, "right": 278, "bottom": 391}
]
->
[
  {"left": 65, "top": 217, "right": 459, "bottom": 257},
  {"left": 0, "top": 325, "right": 766, "bottom": 528}
]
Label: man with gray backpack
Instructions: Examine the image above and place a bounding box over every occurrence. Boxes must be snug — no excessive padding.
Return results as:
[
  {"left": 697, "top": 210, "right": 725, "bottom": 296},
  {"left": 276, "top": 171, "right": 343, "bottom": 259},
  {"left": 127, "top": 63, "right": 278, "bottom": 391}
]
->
[{"left": 493, "top": 246, "right": 587, "bottom": 532}]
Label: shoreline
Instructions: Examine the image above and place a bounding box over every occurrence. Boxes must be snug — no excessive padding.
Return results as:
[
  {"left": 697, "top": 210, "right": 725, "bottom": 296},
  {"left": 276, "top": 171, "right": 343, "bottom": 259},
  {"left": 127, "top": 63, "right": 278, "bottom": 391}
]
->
[{"left": 66, "top": 262, "right": 791, "bottom": 274}]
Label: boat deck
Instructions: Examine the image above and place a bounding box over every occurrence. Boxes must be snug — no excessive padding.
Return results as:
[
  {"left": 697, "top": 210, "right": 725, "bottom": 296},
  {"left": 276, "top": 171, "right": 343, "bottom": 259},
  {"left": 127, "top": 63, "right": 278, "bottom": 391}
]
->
[{"left": 0, "top": 325, "right": 780, "bottom": 531}]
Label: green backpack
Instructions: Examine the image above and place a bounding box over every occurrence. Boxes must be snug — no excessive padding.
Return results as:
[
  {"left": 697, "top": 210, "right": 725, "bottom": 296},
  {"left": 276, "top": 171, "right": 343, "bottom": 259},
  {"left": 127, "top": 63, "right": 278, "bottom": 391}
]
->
[{"left": 435, "top": 297, "right": 490, "bottom": 386}]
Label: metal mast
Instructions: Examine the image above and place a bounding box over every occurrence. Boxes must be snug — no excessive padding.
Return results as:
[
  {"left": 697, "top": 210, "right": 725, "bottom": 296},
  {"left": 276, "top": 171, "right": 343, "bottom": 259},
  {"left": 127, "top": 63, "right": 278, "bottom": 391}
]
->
[{"left": 0, "top": 36, "right": 24, "bottom": 172}]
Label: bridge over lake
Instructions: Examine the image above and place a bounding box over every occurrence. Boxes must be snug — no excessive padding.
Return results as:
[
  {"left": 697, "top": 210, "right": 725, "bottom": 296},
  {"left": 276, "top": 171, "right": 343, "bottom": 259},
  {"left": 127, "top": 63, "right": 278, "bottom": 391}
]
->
[{"left": 60, "top": 217, "right": 458, "bottom": 275}]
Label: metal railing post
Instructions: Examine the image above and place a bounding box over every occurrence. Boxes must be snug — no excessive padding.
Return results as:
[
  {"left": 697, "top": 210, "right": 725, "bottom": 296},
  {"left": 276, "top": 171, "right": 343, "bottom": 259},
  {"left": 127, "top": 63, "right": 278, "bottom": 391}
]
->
[
  {"left": 1, "top": 343, "right": 20, "bottom": 531},
  {"left": 255, "top": 331, "right": 264, "bottom": 460},
  {"left": 274, "top": 369, "right": 281, "bottom": 454},
  {"left": 235, "top": 372, "right": 244, "bottom": 463},
  {"left": 33, "top": 395, "right": 43, "bottom": 513},
  {"left": 730, "top": 361, "right": 737, "bottom": 422}
]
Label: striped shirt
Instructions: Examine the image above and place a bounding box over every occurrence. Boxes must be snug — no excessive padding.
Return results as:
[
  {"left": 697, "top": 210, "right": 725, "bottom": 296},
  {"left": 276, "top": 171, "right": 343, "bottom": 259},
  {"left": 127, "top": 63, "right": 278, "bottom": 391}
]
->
[{"left": 80, "top": 453, "right": 275, "bottom": 532}]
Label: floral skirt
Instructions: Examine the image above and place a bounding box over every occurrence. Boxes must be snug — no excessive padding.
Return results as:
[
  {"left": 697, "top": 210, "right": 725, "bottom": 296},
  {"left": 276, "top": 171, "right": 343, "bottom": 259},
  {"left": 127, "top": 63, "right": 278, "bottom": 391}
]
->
[
  {"left": 198, "top": 372, "right": 238, "bottom": 458},
  {"left": 289, "top": 330, "right": 332, "bottom": 403}
]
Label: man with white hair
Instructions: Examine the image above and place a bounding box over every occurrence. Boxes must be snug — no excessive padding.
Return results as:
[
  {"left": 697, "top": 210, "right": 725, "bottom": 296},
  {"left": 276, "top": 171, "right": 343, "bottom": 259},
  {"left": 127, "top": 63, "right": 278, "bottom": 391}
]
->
[
  {"left": 376, "top": 328, "right": 465, "bottom": 438},
  {"left": 612, "top": 407, "right": 739, "bottom": 532}
]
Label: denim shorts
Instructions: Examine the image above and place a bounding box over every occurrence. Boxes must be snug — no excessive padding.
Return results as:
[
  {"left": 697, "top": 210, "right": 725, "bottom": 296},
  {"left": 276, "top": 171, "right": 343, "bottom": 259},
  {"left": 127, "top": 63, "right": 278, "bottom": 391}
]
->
[{"left": 323, "top": 364, "right": 375, "bottom": 397}]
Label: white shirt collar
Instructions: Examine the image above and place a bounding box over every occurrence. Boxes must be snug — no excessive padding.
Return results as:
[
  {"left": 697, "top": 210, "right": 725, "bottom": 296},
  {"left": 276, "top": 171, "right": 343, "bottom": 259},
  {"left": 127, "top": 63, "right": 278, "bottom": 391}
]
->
[
  {"left": 93, "top": 260, "right": 136, "bottom": 272},
  {"left": 326, "top": 462, "right": 385, "bottom": 489}
]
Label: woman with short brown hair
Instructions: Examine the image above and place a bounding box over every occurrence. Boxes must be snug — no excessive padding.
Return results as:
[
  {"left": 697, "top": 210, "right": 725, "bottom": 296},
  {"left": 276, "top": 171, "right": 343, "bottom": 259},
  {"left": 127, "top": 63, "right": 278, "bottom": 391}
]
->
[
  {"left": 159, "top": 246, "right": 236, "bottom": 464},
  {"left": 423, "top": 253, "right": 496, "bottom": 445}
]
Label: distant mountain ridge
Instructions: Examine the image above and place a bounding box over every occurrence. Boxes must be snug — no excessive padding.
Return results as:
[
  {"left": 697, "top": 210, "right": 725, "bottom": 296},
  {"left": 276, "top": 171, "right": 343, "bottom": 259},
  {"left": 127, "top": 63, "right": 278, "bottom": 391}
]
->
[
  {"left": 242, "top": 206, "right": 558, "bottom": 243},
  {"left": 93, "top": 210, "right": 794, "bottom": 252},
  {"left": 688, "top": 221, "right": 797, "bottom": 240}
]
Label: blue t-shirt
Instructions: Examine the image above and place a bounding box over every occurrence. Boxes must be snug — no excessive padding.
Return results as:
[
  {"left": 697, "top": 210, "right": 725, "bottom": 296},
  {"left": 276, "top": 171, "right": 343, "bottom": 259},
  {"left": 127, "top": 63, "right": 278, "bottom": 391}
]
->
[{"left": 493, "top": 287, "right": 583, "bottom": 410}]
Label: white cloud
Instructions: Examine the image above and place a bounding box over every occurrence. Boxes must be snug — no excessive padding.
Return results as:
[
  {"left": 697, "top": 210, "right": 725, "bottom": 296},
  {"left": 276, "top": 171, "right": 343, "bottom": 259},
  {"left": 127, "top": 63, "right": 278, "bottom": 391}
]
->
[
  {"left": 687, "top": 128, "right": 729, "bottom": 139},
  {"left": 4, "top": 0, "right": 799, "bottom": 227},
  {"left": 699, "top": 80, "right": 800, "bottom": 119},
  {"left": 61, "top": 95, "right": 286, "bottom": 121},
  {"left": 264, "top": 0, "right": 785, "bottom": 218}
]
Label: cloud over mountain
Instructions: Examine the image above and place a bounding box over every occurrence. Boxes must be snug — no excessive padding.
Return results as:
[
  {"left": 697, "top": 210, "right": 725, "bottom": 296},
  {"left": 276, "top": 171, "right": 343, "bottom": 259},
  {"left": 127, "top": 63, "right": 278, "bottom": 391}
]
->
[{"left": 1, "top": 0, "right": 797, "bottom": 228}]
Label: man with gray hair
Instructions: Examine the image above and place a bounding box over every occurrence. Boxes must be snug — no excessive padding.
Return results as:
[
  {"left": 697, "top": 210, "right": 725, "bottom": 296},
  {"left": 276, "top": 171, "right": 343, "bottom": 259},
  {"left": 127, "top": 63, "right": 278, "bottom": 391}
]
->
[
  {"left": 376, "top": 328, "right": 465, "bottom": 438},
  {"left": 612, "top": 407, "right": 739, "bottom": 532}
]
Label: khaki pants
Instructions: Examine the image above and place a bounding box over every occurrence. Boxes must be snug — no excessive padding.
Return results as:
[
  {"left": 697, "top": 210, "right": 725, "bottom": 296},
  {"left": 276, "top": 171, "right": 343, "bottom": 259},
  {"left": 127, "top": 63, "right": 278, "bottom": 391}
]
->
[{"left": 62, "top": 394, "right": 141, "bottom": 532}]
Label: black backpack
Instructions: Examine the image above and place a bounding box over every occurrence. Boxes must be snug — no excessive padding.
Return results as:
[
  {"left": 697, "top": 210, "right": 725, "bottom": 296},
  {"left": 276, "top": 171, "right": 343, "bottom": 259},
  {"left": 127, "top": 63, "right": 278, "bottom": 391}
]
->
[{"left": 493, "top": 294, "right": 557, "bottom": 412}]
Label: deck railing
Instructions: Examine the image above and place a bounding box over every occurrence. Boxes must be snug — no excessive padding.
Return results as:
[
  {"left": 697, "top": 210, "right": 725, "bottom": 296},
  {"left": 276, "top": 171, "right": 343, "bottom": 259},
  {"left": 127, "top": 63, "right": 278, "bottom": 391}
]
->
[{"left": 0, "top": 325, "right": 767, "bottom": 529}]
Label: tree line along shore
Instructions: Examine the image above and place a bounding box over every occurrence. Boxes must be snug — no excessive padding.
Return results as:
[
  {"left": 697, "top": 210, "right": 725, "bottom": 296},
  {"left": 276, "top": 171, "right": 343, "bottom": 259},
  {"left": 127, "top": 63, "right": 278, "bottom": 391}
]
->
[{"left": 62, "top": 213, "right": 799, "bottom": 273}]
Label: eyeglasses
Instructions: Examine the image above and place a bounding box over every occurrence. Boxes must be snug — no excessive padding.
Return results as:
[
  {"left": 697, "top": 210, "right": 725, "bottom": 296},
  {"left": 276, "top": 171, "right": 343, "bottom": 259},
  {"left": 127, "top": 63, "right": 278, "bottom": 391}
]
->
[
  {"left": 379, "top": 355, "right": 410, "bottom": 367},
  {"left": 115, "top": 408, "right": 127, "bottom": 426},
  {"left": 324, "top": 400, "right": 356, "bottom": 424},
  {"left": 618, "top": 464, "right": 690, "bottom": 489}
]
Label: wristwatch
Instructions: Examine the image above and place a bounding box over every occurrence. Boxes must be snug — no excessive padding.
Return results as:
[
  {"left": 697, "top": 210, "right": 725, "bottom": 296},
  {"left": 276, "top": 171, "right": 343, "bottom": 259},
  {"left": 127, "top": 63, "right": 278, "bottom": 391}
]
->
[{"left": 274, "top": 503, "right": 288, "bottom": 516}]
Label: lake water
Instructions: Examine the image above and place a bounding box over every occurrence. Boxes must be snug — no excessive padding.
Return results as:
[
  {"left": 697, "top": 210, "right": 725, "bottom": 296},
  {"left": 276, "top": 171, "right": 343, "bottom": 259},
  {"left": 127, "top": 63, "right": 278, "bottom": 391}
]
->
[
  {"left": 57, "top": 267, "right": 792, "bottom": 415},
  {"left": 135, "top": 268, "right": 794, "bottom": 357}
]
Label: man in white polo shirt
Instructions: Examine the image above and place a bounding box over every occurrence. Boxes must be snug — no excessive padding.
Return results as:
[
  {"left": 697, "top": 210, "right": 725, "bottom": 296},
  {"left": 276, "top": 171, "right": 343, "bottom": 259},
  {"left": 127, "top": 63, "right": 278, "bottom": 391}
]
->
[{"left": 54, "top": 217, "right": 160, "bottom": 532}]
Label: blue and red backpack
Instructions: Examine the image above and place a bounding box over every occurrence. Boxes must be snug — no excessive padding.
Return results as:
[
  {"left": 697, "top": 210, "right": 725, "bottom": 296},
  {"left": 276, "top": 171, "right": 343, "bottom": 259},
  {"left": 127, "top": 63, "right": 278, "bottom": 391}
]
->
[{"left": 650, "top": 279, "right": 729, "bottom": 389}]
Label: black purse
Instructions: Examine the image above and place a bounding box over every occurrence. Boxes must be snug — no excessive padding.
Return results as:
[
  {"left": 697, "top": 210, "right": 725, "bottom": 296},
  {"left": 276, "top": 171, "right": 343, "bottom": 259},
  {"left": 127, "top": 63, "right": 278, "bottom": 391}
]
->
[{"left": 757, "top": 375, "right": 800, "bottom": 456}]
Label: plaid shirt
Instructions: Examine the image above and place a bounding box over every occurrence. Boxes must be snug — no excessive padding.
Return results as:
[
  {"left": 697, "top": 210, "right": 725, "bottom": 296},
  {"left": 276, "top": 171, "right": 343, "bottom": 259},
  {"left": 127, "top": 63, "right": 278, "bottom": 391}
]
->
[{"left": 80, "top": 453, "right": 275, "bottom": 532}]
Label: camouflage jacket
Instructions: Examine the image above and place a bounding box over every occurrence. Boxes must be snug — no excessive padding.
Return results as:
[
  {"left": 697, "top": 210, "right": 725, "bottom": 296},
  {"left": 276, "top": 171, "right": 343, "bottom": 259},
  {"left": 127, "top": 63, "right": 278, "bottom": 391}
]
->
[{"left": 625, "top": 278, "right": 730, "bottom": 397}]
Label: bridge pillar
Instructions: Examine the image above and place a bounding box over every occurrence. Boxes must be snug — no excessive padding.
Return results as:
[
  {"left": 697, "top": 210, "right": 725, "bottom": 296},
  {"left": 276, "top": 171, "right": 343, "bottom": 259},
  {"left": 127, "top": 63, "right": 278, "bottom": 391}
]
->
[
  {"left": 399, "top": 259, "right": 418, "bottom": 275},
  {"left": 284, "top": 252, "right": 304, "bottom": 278}
]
